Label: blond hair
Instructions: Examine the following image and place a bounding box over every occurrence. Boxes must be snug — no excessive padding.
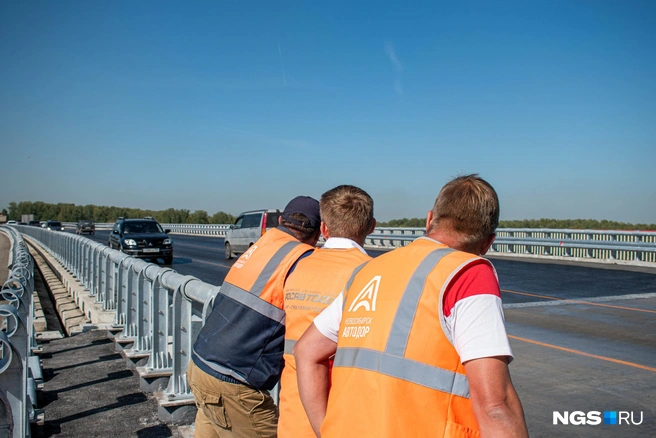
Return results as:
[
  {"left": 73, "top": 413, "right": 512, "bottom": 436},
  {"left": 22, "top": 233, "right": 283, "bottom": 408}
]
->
[{"left": 320, "top": 185, "right": 374, "bottom": 242}]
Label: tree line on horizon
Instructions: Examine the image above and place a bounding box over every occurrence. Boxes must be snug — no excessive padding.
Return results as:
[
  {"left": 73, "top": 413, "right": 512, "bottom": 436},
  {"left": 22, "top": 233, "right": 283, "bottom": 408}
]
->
[
  {"left": 3, "top": 201, "right": 236, "bottom": 225},
  {"left": 4, "top": 201, "right": 655, "bottom": 230}
]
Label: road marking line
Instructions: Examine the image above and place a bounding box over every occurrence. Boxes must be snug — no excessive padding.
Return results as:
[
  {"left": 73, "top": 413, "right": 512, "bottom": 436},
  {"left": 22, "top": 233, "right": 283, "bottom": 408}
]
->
[
  {"left": 508, "top": 335, "right": 656, "bottom": 373},
  {"left": 502, "top": 289, "right": 559, "bottom": 300},
  {"left": 502, "top": 289, "right": 656, "bottom": 314},
  {"left": 175, "top": 243, "right": 222, "bottom": 251},
  {"left": 187, "top": 258, "right": 234, "bottom": 269}
]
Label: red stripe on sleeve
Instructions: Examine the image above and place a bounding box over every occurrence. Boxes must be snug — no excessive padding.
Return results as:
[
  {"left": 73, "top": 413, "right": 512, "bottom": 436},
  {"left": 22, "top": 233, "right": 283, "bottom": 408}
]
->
[{"left": 443, "top": 260, "right": 501, "bottom": 317}]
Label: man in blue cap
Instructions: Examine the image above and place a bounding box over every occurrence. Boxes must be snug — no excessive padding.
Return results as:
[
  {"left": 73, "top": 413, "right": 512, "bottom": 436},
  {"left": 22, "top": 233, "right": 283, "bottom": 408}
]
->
[{"left": 188, "top": 196, "right": 321, "bottom": 437}]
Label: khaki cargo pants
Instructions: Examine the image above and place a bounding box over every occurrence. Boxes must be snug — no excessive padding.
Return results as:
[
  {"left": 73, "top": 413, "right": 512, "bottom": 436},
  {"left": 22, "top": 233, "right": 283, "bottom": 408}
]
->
[{"left": 187, "top": 360, "right": 279, "bottom": 438}]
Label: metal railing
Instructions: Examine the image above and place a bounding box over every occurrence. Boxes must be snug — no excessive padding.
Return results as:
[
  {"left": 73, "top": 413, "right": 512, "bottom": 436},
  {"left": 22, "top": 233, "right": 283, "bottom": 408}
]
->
[
  {"left": 0, "top": 226, "right": 41, "bottom": 437},
  {"left": 12, "top": 225, "right": 222, "bottom": 420},
  {"left": 47, "top": 223, "right": 656, "bottom": 264},
  {"left": 363, "top": 227, "right": 656, "bottom": 264}
]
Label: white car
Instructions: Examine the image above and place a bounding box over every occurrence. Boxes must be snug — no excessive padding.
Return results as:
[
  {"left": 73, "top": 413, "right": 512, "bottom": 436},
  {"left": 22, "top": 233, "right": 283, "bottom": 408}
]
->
[{"left": 224, "top": 209, "right": 282, "bottom": 259}]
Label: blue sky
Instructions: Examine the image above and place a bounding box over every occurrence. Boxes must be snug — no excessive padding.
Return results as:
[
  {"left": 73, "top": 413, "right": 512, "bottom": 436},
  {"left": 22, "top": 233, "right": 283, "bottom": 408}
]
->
[{"left": 1, "top": 1, "right": 655, "bottom": 223}]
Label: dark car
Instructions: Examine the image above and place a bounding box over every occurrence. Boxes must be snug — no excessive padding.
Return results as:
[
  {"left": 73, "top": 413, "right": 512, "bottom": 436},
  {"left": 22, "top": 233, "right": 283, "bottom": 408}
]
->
[
  {"left": 108, "top": 217, "right": 173, "bottom": 264},
  {"left": 28, "top": 220, "right": 41, "bottom": 226},
  {"left": 76, "top": 220, "right": 96, "bottom": 235},
  {"left": 46, "top": 220, "right": 65, "bottom": 231}
]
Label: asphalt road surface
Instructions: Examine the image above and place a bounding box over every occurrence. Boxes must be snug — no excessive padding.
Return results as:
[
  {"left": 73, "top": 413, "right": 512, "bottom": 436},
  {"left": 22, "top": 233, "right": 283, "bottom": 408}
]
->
[{"left": 71, "top": 229, "right": 656, "bottom": 305}]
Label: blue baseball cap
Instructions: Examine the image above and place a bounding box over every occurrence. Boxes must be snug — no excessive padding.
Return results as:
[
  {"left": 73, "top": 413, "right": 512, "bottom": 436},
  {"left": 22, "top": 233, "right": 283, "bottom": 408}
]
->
[{"left": 282, "top": 196, "right": 321, "bottom": 228}]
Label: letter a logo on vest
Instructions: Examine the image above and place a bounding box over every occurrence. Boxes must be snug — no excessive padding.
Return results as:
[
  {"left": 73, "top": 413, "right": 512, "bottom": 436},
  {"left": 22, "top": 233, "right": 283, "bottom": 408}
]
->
[
  {"left": 348, "top": 276, "right": 381, "bottom": 312},
  {"left": 241, "top": 245, "right": 258, "bottom": 260}
]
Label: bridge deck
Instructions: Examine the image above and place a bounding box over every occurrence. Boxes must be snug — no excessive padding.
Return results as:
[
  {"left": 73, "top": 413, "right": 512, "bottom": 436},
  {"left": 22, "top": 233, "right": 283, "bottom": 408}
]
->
[{"left": 1, "top": 232, "right": 653, "bottom": 437}]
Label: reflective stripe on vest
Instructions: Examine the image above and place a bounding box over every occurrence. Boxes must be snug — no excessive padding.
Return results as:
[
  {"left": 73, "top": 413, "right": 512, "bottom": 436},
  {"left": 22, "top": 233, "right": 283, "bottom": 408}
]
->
[
  {"left": 341, "top": 262, "right": 369, "bottom": 312},
  {"left": 192, "top": 348, "right": 250, "bottom": 383},
  {"left": 386, "top": 248, "right": 453, "bottom": 355},
  {"left": 284, "top": 339, "right": 296, "bottom": 355},
  {"left": 334, "top": 247, "right": 471, "bottom": 398},
  {"left": 218, "top": 239, "right": 302, "bottom": 323},
  {"left": 333, "top": 347, "right": 470, "bottom": 399},
  {"left": 251, "top": 240, "right": 302, "bottom": 297},
  {"left": 220, "top": 282, "right": 286, "bottom": 322}
]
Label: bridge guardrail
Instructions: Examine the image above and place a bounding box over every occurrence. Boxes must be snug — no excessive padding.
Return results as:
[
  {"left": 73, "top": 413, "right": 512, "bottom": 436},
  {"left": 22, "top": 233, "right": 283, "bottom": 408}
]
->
[
  {"left": 0, "top": 226, "right": 41, "bottom": 437},
  {"left": 58, "top": 223, "right": 656, "bottom": 264},
  {"left": 365, "top": 228, "right": 656, "bottom": 264},
  {"left": 10, "top": 225, "right": 221, "bottom": 423}
]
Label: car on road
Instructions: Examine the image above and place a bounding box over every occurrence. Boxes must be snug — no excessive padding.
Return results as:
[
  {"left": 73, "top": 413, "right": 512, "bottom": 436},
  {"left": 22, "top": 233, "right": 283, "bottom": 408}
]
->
[
  {"left": 28, "top": 220, "right": 41, "bottom": 226},
  {"left": 46, "top": 220, "right": 65, "bottom": 231},
  {"left": 7, "top": 220, "right": 17, "bottom": 225},
  {"left": 108, "top": 217, "right": 173, "bottom": 264},
  {"left": 224, "top": 209, "right": 282, "bottom": 259},
  {"left": 76, "top": 220, "right": 95, "bottom": 235},
  {"left": 40, "top": 221, "right": 47, "bottom": 228}
]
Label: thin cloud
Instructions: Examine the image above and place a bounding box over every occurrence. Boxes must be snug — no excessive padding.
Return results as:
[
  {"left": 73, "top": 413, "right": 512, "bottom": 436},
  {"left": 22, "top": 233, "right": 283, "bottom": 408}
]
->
[
  {"left": 385, "top": 43, "right": 404, "bottom": 72},
  {"left": 385, "top": 43, "right": 405, "bottom": 96},
  {"left": 385, "top": 42, "right": 404, "bottom": 96}
]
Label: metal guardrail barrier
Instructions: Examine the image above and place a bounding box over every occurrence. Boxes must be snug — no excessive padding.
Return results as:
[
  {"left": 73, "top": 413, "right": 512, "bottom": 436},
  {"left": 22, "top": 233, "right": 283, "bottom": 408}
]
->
[
  {"left": 0, "top": 226, "right": 40, "bottom": 437},
  {"left": 61, "top": 222, "right": 231, "bottom": 235},
  {"left": 165, "top": 224, "right": 230, "bottom": 236},
  {"left": 363, "top": 227, "right": 656, "bottom": 264},
  {"left": 12, "top": 225, "right": 221, "bottom": 421},
  {"left": 58, "top": 222, "right": 656, "bottom": 264}
]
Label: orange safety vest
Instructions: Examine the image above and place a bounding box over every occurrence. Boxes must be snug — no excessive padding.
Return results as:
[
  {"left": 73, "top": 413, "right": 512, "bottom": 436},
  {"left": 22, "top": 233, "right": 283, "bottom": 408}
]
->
[
  {"left": 278, "top": 247, "right": 371, "bottom": 438},
  {"left": 193, "top": 227, "right": 314, "bottom": 390},
  {"left": 321, "top": 238, "right": 488, "bottom": 438},
  {"left": 223, "top": 227, "right": 314, "bottom": 309}
]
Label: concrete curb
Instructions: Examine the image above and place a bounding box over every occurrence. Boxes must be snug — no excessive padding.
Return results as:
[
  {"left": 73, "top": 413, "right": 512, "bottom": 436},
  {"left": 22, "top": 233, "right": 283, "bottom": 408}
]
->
[{"left": 24, "top": 237, "right": 116, "bottom": 335}]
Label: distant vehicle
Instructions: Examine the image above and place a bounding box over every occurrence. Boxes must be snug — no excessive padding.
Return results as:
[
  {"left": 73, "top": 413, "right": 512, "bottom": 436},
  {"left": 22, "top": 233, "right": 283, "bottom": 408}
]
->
[
  {"left": 28, "top": 220, "right": 41, "bottom": 226},
  {"left": 7, "top": 220, "right": 17, "bottom": 225},
  {"left": 40, "top": 221, "right": 47, "bottom": 228},
  {"left": 17, "top": 221, "right": 27, "bottom": 225},
  {"left": 46, "top": 220, "right": 64, "bottom": 231},
  {"left": 108, "top": 217, "right": 173, "bottom": 265},
  {"left": 76, "top": 220, "right": 95, "bottom": 235},
  {"left": 224, "top": 209, "right": 282, "bottom": 259}
]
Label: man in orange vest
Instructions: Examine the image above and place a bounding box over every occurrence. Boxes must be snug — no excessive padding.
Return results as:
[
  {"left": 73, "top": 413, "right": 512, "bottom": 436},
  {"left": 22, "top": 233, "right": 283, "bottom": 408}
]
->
[
  {"left": 295, "top": 175, "right": 528, "bottom": 438},
  {"left": 278, "top": 185, "right": 376, "bottom": 437},
  {"left": 188, "top": 196, "right": 321, "bottom": 438}
]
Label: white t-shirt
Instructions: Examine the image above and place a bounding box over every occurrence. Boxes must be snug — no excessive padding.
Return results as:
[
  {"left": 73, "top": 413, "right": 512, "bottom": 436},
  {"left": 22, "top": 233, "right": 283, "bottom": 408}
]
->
[
  {"left": 322, "top": 237, "right": 368, "bottom": 254},
  {"left": 313, "top": 256, "right": 513, "bottom": 364}
]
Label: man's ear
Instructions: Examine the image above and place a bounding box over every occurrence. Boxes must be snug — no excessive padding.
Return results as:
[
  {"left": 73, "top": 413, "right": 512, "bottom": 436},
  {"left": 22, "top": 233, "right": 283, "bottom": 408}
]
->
[
  {"left": 311, "top": 229, "right": 322, "bottom": 247},
  {"left": 479, "top": 233, "right": 496, "bottom": 256},
  {"left": 278, "top": 216, "right": 283, "bottom": 225},
  {"left": 368, "top": 218, "right": 377, "bottom": 235},
  {"left": 320, "top": 222, "right": 330, "bottom": 240},
  {"left": 425, "top": 210, "right": 434, "bottom": 232}
]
